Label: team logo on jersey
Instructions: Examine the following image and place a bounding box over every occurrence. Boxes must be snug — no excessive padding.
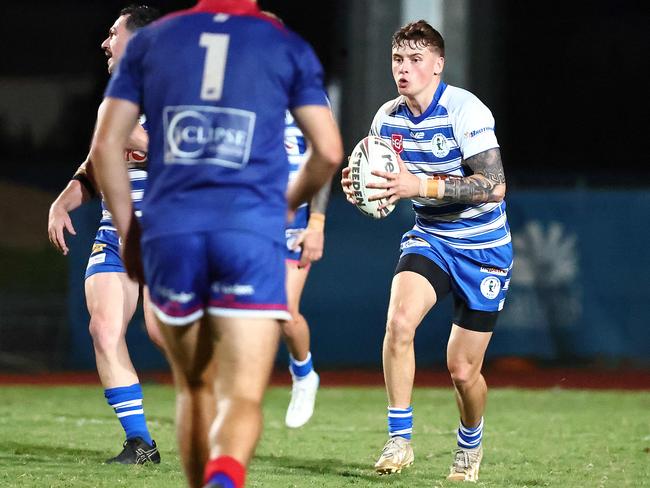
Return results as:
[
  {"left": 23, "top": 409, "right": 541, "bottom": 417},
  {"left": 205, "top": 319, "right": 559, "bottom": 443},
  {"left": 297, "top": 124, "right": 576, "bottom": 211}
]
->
[
  {"left": 163, "top": 105, "right": 255, "bottom": 169},
  {"left": 391, "top": 134, "right": 404, "bottom": 154},
  {"left": 91, "top": 243, "right": 107, "bottom": 254},
  {"left": 480, "top": 276, "right": 501, "bottom": 300},
  {"left": 431, "top": 133, "right": 450, "bottom": 158},
  {"left": 124, "top": 149, "right": 147, "bottom": 163}
]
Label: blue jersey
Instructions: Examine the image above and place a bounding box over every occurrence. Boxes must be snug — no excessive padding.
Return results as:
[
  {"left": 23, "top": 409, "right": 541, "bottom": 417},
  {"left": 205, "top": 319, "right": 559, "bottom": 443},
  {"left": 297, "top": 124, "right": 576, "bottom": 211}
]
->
[
  {"left": 371, "top": 82, "right": 511, "bottom": 250},
  {"left": 105, "top": 0, "right": 329, "bottom": 245}
]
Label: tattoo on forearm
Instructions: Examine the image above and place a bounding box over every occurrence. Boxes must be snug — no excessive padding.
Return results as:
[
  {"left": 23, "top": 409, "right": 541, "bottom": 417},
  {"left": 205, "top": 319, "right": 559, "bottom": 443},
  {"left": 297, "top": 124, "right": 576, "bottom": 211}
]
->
[
  {"left": 442, "top": 148, "right": 506, "bottom": 203},
  {"left": 310, "top": 178, "right": 332, "bottom": 214}
]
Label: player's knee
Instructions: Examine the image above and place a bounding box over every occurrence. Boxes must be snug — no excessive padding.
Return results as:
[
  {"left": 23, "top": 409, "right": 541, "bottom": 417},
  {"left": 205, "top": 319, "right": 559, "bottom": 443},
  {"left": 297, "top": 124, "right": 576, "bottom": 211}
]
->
[
  {"left": 88, "top": 316, "right": 122, "bottom": 350},
  {"left": 447, "top": 358, "right": 481, "bottom": 388},
  {"left": 385, "top": 310, "right": 417, "bottom": 347},
  {"left": 281, "top": 312, "right": 304, "bottom": 337}
]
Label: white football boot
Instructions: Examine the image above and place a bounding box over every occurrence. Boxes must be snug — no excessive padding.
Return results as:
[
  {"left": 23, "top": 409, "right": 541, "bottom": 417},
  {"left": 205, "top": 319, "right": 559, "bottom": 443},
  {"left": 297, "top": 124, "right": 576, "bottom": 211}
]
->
[
  {"left": 447, "top": 445, "right": 483, "bottom": 482},
  {"left": 374, "top": 436, "right": 414, "bottom": 474},
  {"left": 285, "top": 370, "right": 319, "bottom": 428}
]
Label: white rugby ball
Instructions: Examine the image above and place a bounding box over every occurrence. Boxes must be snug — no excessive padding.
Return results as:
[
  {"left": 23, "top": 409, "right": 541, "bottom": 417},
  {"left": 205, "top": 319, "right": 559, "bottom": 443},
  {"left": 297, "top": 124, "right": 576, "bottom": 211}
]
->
[{"left": 347, "top": 136, "right": 400, "bottom": 219}]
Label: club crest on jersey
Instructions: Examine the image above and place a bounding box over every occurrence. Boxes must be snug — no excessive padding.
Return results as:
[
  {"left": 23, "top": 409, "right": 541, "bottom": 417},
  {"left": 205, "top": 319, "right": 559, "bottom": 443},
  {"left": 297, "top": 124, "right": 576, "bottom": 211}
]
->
[
  {"left": 431, "top": 133, "right": 450, "bottom": 158},
  {"left": 91, "top": 243, "right": 107, "bottom": 254},
  {"left": 480, "top": 276, "right": 501, "bottom": 300},
  {"left": 124, "top": 149, "right": 147, "bottom": 163},
  {"left": 391, "top": 134, "right": 404, "bottom": 154}
]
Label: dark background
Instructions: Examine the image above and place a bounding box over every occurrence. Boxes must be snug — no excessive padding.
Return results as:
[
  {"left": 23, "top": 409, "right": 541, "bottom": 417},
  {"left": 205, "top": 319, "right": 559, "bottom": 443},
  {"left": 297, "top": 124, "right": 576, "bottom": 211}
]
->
[
  {"left": 2, "top": 0, "right": 649, "bottom": 190},
  {"left": 1, "top": 1, "right": 649, "bottom": 371}
]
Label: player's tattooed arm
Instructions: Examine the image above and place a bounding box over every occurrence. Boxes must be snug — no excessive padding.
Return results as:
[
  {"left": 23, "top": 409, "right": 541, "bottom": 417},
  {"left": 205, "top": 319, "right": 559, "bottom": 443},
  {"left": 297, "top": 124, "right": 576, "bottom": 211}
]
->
[
  {"left": 310, "top": 177, "right": 332, "bottom": 215},
  {"left": 442, "top": 147, "right": 506, "bottom": 203}
]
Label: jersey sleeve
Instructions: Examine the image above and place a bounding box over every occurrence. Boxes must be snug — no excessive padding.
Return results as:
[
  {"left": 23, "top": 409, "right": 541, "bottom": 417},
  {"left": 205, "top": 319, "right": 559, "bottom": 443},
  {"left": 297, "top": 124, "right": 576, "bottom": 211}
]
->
[
  {"left": 287, "top": 38, "right": 329, "bottom": 109},
  {"left": 453, "top": 97, "right": 499, "bottom": 159},
  {"left": 369, "top": 109, "right": 383, "bottom": 137},
  {"left": 104, "top": 30, "right": 148, "bottom": 105},
  {"left": 369, "top": 99, "right": 396, "bottom": 137}
]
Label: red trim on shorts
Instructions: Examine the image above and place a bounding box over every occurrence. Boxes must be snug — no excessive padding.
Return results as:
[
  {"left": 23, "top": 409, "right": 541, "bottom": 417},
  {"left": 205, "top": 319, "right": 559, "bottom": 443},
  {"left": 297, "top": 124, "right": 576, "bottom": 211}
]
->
[
  {"left": 204, "top": 455, "right": 246, "bottom": 488},
  {"left": 154, "top": 301, "right": 204, "bottom": 318},
  {"left": 208, "top": 300, "right": 288, "bottom": 311}
]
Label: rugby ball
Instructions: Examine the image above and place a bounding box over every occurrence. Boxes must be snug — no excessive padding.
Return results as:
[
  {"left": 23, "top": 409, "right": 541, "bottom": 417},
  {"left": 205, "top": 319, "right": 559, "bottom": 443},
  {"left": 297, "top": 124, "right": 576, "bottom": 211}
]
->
[{"left": 347, "top": 136, "right": 400, "bottom": 219}]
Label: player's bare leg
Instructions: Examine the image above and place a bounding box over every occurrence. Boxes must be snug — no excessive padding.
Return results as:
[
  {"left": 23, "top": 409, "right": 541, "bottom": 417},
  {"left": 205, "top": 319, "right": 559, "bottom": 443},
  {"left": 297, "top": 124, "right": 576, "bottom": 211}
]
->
[
  {"left": 85, "top": 272, "right": 139, "bottom": 388},
  {"left": 446, "top": 325, "right": 492, "bottom": 481},
  {"left": 157, "top": 316, "right": 219, "bottom": 488},
  {"left": 383, "top": 271, "right": 437, "bottom": 408},
  {"left": 86, "top": 272, "right": 159, "bottom": 464},
  {"left": 282, "top": 263, "right": 319, "bottom": 428},
  {"left": 376, "top": 271, "right": 437, "bottom": 474},
  {"left": 282, "top": 263, "right": 310, "bottom": 360},
  {"left": 205, "top": 316, "right": 280, "bottom": 486},
  {"left": 447, "top": 325, "right": 491, "bottom": 426},
  {"left": 159, "top": 315, "right": 279, "bottom": 487},
  {"left": 142, "top": 285, "right": 166, "bottom": 351}
]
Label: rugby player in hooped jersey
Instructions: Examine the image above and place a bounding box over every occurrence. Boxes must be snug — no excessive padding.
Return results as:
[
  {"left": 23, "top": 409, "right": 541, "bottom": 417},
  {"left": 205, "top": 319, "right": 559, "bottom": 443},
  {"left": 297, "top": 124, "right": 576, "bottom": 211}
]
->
[
  {"left": 282, "top": 111, "right": 331, "bottom": 429},
  {"left": 47, "top": 5, "right": 163, "bottom": 465},
  {"left": 341, "top": 20, "right": 513, "bottom": 482},
  {"left": 90, "top": 1, "right": 343, "bottom": 487}
]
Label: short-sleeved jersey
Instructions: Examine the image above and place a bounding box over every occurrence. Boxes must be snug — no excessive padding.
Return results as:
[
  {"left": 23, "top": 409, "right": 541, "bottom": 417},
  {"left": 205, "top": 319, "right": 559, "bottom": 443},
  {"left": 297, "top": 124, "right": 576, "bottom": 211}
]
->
[
  {"left": 105, "top": 0, "right": 329, "bottom": 244},
  {"left": 370, "top": 82, "right": 510, "bottom": 250}
]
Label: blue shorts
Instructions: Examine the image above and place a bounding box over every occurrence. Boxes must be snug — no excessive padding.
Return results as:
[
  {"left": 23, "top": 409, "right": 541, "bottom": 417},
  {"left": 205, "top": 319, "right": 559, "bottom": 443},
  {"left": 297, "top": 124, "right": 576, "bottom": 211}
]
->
[
  {"left": 143, "top": 230, "right": 291, "bottom": 326},
  {"left": 399, "top": 228, "right": 513, "bottom": 312},
  {"left": 85, "top": 227, "right": 125, "bottom": 279},
  {"left": 285, "top": 205, "right": 309, "bottom": 262}
]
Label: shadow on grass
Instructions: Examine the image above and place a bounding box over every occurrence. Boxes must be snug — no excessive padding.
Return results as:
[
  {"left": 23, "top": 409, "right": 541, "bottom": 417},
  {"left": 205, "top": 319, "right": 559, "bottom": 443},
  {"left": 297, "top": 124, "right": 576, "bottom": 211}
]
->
[
  {"left": 254, "top": 453, "right": 405, "bottom": 483},
  {"left": 0, "top": 440, "right": 108, "bottom": 464}
]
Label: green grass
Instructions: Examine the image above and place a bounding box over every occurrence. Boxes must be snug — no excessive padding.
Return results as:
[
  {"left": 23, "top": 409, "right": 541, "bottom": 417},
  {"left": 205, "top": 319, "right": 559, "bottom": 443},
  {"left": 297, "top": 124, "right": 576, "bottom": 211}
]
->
[{"left": 0, "top": 385, "right": 648, "bottom": 487}]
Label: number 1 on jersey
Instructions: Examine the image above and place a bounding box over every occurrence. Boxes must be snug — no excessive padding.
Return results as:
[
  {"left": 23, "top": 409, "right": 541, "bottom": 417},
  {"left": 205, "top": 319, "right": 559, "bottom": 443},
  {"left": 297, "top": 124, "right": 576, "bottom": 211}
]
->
[{"left": 199, "top": 33, "right": 229, "bottom": 101}]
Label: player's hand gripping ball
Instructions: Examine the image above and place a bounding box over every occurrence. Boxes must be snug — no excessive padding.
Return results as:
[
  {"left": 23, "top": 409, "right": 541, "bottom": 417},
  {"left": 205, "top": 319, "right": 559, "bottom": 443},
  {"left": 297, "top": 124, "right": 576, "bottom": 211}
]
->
[{"left": 347, "top": 136, "right": 400, "bottom": 218}]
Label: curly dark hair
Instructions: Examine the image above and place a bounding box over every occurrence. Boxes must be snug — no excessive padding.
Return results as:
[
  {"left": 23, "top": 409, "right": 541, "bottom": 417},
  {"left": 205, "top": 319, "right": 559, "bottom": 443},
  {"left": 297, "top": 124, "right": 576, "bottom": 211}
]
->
[
  {"left": 392, "top": 20, "right": 445, "bottom": 57},
  {"left": 120, "top": 4, "right": 161, "bottom": 31}
]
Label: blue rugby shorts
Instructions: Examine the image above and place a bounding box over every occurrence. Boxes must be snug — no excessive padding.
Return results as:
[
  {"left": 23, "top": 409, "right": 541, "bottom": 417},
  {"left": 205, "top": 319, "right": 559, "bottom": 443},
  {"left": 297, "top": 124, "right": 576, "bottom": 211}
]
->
[{"left": 143, "top": 230, "right": 291, "bottom": 326}]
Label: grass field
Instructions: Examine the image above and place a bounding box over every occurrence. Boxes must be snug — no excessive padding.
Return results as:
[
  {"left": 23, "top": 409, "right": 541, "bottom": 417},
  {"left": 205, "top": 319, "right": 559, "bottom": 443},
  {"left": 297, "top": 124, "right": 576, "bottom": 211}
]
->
[{"left": 0, "top": 385, "right": 648, "bottom": 487}]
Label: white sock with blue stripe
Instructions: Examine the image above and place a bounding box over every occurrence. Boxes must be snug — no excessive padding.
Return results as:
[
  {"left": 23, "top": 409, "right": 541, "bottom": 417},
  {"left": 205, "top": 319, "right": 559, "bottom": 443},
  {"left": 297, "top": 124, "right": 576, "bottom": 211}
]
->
[
  {"left": 388, "top": 406, "right": 413, "bottom": 439},
  {"left": 457, "top": 417, "right": 483, "bottom": 449},
  {"left": 289, "top": 352, "right": 314, "bottom": 380},
  {"left": 104, "top": 383, "right": 153, "bottom": 445}
]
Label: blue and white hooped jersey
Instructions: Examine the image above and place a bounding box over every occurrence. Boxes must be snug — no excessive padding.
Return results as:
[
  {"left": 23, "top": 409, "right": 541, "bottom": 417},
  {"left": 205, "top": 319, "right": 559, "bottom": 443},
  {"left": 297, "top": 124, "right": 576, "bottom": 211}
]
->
[
  {"left": 370, "top": 82, "right": 511, "bottom": 250},
  {"left": 285, "top": 111, "right": 308, "bottom": 188},
  {"left": 285, "top": 111, "right": 309, "bottom": 229},
  {"left": 105, "top": 0, "right": 329, "bottom": 245},
  {"left": 99, "top": 116, "right": 148, "bottom": 230}
]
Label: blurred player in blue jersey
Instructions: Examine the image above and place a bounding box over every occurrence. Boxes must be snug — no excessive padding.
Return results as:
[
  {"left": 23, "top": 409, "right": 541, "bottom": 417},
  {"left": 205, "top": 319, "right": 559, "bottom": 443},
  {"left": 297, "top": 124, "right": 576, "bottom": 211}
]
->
[
  {"left": 90, "top": 1, "right": 343, "bottom": 487},
  {"left": 47, "top": 5, "right": 162, "bottom": 465},
  {"left": 342, "top": 20, "right": 513, "bottom": 482},
  {"left": 282, "top": 111, "right": 332, "bottom": 428}
]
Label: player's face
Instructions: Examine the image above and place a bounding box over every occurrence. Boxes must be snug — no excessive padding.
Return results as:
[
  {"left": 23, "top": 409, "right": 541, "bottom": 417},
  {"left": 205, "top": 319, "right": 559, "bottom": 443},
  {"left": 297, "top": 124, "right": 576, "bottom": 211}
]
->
[
  {"left": 101, "top": 15, "right": 133, "bottom": 74},
  {"left": 392, "top": 43, "right": 444, "bottom": 98}
]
